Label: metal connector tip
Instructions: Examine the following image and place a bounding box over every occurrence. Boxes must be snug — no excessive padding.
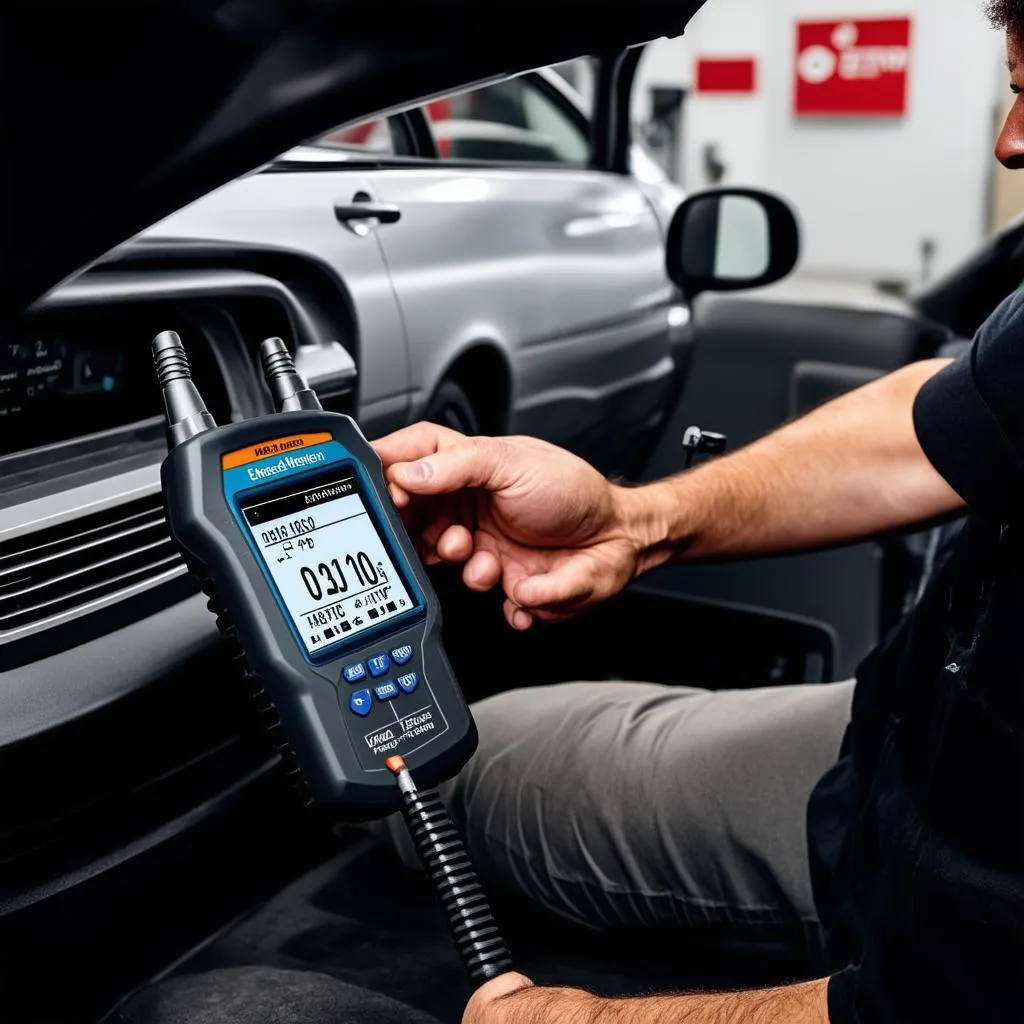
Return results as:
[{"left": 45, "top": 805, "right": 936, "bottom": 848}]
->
[
  {"left": 259, "top": 337, "right": 322, "bottom": 413},
  {"left": 152, "top": 330, "right": 216, "bottom": 448},
  {"left": 152, "top": 330, "right": 192, "bottom": 385}
]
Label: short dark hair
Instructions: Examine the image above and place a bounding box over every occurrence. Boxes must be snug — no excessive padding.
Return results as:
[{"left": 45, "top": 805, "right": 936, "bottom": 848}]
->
[{"left": 987, "top": 1, "right": 1024, "bottom": 33}]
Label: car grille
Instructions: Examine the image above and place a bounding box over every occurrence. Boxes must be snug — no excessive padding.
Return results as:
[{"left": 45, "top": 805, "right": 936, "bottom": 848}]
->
[{"left": 0, "top": 492, "right": 185, "bottom": 637}]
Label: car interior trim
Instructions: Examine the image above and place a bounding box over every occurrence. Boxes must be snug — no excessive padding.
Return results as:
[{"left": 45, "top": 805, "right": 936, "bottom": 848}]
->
[{"left": 0, "top": 467, "right": 187, "bottom": 644}]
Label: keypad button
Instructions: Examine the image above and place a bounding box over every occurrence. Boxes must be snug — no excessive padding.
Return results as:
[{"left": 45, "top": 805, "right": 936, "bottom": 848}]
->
[
  {"left": 396, "top": 672, "right": 419, "bottom": 694},
  {"left": 342, "top": 663, "right": 367, "bottom": 684},
  {"left": 374, "top": 681, "right": 400, "bottom": 701},
  {"left": 391, "top": 645, "right": 414, "bottom": 665},
  {"left": 349, "top": 689, "right": 373, "bottom": 716},
  {"left": 367, "top": 654, "right": 390, "bottom": 677}
]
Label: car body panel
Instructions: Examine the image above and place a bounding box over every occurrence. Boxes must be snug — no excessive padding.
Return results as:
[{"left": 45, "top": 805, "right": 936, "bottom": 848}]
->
[{"left": 364, "top": 165, "right": 676, "bottom": 449}]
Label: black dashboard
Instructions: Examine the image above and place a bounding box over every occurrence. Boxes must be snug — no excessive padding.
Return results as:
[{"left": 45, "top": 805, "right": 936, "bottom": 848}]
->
[
  {"left": 0, "top": 333, "right": 123, "bottom": 445},
  {"left": 0, "top": 251, "right": 360, "bottom": 1023},
  {"left": 0, "top": 319, "right": 201, "bottom": 455}
]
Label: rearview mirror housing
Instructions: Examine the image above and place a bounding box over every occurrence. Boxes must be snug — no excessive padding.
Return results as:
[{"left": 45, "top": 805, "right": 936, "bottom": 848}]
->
[{"left": 665, "top": 188, "right": 800, "bottom": 299}]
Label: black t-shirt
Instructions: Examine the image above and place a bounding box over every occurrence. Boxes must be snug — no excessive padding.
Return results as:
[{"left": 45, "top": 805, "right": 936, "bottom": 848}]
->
[{"left": 807, "top": 289, "right": 1024, "bottom": 1023}]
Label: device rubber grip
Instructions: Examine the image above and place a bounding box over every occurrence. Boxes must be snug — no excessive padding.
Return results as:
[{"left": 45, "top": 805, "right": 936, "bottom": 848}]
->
[
  {"left": 186, "top": 557, "right": 312, "bottom": 807},
  {"left": 400, "top": 786, "right": 514, "bottom": 983}
]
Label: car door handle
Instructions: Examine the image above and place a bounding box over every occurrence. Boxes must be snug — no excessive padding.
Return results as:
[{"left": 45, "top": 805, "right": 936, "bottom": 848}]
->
[{"left": 334, "top": 200, "right": 401, "bottom": 224}]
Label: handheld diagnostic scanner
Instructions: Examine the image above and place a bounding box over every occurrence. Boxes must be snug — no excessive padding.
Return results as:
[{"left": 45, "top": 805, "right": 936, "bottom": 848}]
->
[
  {"left": 152, "top": 331, "right": 477, "bottom": 808},
  {"left": 153, "top": 332, "right": 512, "bottom": 984}
]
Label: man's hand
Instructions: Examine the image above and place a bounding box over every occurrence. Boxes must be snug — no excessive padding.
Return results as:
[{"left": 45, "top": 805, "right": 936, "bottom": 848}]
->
[
  {"left": 463, "top": 972, "right": 597, "bottom": 1024},
  {"left": 464, "top": 973, "right": 830, "bottom": 1024},
  {"left": 373, "top": 423, "right": 647, "bottom": 630}
]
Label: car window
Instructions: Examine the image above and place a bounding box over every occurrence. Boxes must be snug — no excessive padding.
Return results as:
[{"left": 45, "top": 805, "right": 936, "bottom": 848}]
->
[
  {"left": 421, "top": 75, "right": 589, "bottom": 166},
  {"left": 311, "top": 117, "right": 413, "bottom": 156}
]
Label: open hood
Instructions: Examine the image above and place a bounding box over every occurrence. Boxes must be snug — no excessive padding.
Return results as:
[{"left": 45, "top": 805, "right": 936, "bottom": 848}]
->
[{"left": 0, "top": 0, "right": 706, "bottom": 329}]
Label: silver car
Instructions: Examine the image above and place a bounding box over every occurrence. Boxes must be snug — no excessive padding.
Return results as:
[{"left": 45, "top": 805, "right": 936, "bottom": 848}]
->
[{"left": 138, "top": 66, "right": 688, "bottom": 475}]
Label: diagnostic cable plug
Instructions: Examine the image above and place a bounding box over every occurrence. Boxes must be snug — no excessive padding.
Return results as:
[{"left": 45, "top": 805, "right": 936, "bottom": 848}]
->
[{"left": 386, "top": 755, "right": 514, "bottom": 984}]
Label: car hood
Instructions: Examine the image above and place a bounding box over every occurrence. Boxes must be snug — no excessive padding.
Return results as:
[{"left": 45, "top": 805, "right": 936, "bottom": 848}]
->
[{"left": 1, "top": 0, "right": 705, "bottom": 329}]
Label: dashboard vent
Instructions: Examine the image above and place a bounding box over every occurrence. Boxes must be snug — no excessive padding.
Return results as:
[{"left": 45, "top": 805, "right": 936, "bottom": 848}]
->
[{"left": 0, "top": 492, "right": 185, "bottom": 636}]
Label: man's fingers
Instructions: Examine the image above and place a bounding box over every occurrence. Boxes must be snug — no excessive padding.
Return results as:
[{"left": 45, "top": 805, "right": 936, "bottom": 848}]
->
[
  {"left": 533, "top": 608, "right": 577, "bottom": 624},
  {"left": 511, "top": 560, "right": 593, "bottom": 611},
  {"left": 436, "top": 524, "right": 474, "bottom": 565},
  {"left": 463, "top": 549, "right": 501, "bottom": 591},
  {"left": 389, "top": 437, "right": 511, "bottom": 496},
  {"left": 387, "top": 482, "right": 410, "bottom": 509},
  {"left": 503, "top": 598, "right": 535, "bottom": 631},
  {"left": 372, "top": 421, "right": 462, "bottom": 466},
  {"left": 419, "top": 494, "right": 459, "bottom": 552}
]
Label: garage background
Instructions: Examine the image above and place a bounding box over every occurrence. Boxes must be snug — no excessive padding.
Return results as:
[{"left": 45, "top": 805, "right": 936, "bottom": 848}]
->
[{"left": 610, "top": 0, "right": 1011, "bottom": 290}]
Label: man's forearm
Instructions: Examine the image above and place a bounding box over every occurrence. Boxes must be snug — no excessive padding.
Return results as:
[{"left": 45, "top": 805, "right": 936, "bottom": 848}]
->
[
  {"left": 591, "top": 979, "right": 828, "bottom": 1024},
  {"left": 479, "top": 978, "right": 829, "bottom": 1024},
  {"left": 624, "top": 358, "right": 964, "bottom": 569},
  {"left": 598, "top": 974, "right": 827, "bottom": 1024}
]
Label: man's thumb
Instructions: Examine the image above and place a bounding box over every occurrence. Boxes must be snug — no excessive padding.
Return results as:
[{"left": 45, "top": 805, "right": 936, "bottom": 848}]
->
[
  {"left": 478, "top": 971, "right": 535, "bottom": 1002},
  {"left": 390, "top": 438, "right": 506, "bottom": 495}
]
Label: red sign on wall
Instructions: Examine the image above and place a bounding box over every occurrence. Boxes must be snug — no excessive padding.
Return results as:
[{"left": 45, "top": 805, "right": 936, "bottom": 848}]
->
[
  {"left": 696, "top": 57, "right": 757, "bottom": 94},
  {"left": 794, "top": 17, "right": 912, "bottom": 117}
]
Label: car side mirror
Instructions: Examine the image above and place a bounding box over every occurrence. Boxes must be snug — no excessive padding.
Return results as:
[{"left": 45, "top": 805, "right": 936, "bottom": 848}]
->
[{"left": 665, "top": 188, "right": 800, "bottom": 299}]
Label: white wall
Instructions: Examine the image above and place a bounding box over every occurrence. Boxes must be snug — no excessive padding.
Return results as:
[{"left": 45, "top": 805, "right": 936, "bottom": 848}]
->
[
  {"left": 636, "top": 0, "right": 770, "bottom": 188},
  {"left": 633, "top": 0, "right": 1006, "bottom": 284}
]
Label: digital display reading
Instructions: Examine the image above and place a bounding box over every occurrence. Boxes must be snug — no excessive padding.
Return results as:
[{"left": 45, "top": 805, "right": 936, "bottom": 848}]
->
[{"left": 240, "top": 469, "right": 417, "bottom": 654}]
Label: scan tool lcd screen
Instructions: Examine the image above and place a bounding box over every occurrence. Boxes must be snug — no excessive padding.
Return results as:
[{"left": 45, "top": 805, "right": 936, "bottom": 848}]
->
[{"left": 240, "top": 468, "right": 418, "bottom": 654}]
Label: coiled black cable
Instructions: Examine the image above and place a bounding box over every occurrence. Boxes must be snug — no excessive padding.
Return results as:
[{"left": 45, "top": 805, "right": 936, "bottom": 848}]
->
[{"left": 388, "top": 756, "right": 514, "bottom": 984}]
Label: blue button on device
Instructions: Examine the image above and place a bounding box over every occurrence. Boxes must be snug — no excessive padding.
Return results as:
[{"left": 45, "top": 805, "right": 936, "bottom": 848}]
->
[
  {"left": 374, "top": 681, "right": 400, "bottom": 701},
  {"left": 367, "top": 653, "right": 390, "bottom": 678},
  {"left": 349, "top": 689, "right": 373, "bottom": 716},
  {"left": 396, "top": 672, "right": 419, "bottom": 694},
  {"left": 342, "top": 662, "right": 367, "bottom": 683},
  {"left": 391, "top": 644, "right": 414, "bottom": 665}
]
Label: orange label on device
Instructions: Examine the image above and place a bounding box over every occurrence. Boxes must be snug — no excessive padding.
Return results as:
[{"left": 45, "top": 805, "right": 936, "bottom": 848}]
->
[{"left": 221, "top": 432, "right": 333, "bottom": 470}]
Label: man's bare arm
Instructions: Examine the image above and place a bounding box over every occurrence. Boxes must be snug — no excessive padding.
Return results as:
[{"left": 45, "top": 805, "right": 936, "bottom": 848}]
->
[
  {"left": 591, "top": 979, "right": 828, "bottom": 1024},
  {"left": 627, "top": 358, "right": 964, "bottom": 572},
  {"left": 464, "top": 973, "right": 829, "bottom": 1024}
]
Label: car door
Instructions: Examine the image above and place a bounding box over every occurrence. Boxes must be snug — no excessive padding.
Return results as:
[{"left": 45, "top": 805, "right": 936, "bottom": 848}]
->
[{"left": 358, "top": 67, "right": 683, "bottom": 475}]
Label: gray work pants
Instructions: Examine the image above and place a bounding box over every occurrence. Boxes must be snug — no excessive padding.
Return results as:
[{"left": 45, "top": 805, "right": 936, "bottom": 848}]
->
[{"left": 381, "top": 680, "right": 855, "bottom": 953}]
